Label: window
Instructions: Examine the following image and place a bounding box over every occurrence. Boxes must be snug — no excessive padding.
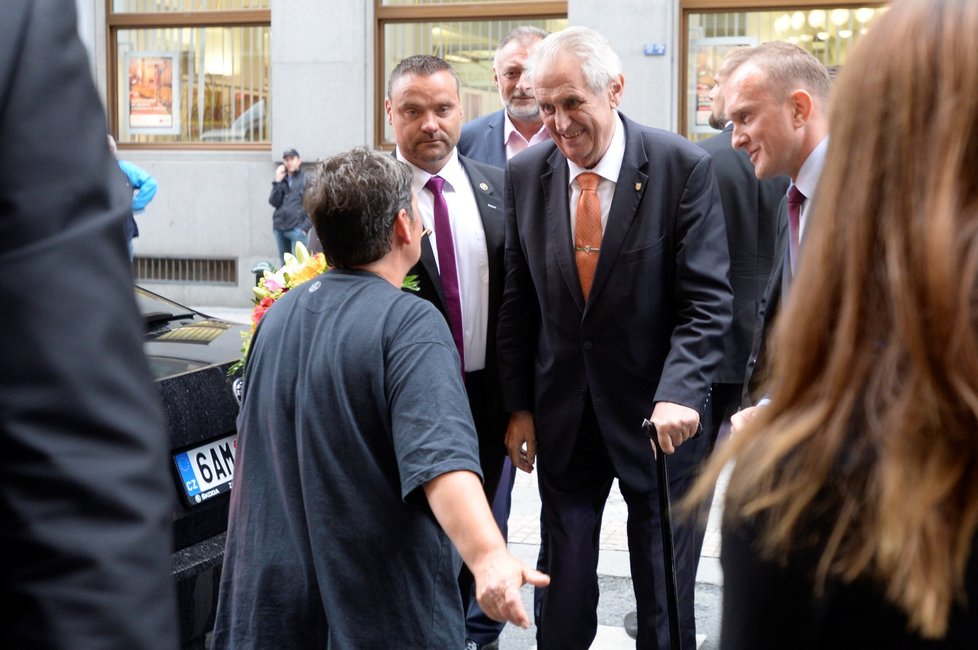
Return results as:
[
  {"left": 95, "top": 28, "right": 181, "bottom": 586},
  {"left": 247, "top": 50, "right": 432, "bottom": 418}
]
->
[
  {"left": 108, "top": 0, "right": 271, "bottom": 147},
  {"left": 681, "top": 2, "right": 887, "bottom": 140},
  {"left": 375, "top": 0, "right": 567, "bottom": 147}
]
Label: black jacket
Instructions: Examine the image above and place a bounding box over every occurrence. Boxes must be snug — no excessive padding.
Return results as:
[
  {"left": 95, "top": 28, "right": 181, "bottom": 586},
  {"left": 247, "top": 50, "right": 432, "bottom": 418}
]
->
[{"left": 269, "top": 169, "right": 310, "bottom": 231}]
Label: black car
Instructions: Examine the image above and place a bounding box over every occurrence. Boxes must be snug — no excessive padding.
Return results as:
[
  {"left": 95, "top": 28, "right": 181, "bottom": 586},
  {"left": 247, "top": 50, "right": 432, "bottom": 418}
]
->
[{"left": 137, "top": 286, "right": 247, "bottom": 649}]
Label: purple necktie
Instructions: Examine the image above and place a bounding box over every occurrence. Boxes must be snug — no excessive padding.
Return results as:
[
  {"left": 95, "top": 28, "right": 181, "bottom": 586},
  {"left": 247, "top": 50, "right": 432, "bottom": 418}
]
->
[
  {"left": 787, "top": 185, "right": 806, "bottom": 273},
  {"left": 425, "top": 175, "right": 464, "bottom": 372}
]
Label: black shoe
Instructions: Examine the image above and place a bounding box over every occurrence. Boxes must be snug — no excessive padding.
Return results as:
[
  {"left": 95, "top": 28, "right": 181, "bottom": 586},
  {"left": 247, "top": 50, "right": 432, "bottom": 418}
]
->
[
  {"left": 623, "top": 610, "right": 638, "bottom": 639},
  {"left": 465, "top": 640, "right": 499, "bottom": 650}
]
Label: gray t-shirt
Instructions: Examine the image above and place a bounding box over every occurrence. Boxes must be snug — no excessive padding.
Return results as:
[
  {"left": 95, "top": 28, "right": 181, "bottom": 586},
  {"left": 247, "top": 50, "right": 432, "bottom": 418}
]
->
[{"left": 213, "top": 269, "right": 482, "bottom": 649}]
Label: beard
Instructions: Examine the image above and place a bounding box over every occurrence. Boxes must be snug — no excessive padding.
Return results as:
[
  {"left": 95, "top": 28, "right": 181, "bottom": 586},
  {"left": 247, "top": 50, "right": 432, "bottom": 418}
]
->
[
  {"left": 708, "top": 112, "right": 726, "bottom": 130},
  {"left": 506, "top": 93, "right": 540, "bottom": 122}
]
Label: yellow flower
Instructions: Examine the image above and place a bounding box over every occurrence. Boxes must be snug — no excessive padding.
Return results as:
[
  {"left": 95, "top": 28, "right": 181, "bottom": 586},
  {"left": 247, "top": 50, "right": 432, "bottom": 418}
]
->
[{"left": 288, "top": 253, "right": 328, "bottom": 287}]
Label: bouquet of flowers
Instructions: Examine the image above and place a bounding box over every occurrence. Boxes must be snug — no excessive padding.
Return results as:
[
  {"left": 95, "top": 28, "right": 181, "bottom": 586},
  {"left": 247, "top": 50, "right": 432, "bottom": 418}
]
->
[{"left": 228, "top": 242, "right": 419, "bottom": 376}]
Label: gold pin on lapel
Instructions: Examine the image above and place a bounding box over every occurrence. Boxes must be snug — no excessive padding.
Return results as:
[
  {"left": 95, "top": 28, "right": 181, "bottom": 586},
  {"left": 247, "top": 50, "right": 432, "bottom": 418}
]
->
[
  {"left": 635, "top": 182, "right": 642, "bottom": 191},
  {"left": 479, "top": 182, "right": 489, "bottom": 192}
]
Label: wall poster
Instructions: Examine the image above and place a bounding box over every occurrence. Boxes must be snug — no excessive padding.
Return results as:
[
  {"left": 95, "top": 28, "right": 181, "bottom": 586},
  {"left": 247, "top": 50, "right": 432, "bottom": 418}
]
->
[
  {"left": 126, "top": 52, "right": 181, "bottom": 135},
  {"left": 688, "top": 37, "right": 757, "bottom": 135}
]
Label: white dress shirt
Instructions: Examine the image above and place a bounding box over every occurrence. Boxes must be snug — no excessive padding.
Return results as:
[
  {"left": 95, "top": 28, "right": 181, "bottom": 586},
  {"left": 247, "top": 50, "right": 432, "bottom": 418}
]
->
[
  {"left": 396, "top": 148, "right": 489, "bottom": 372},
  {"left": 794, "top": 136, "right": 828, "bottom": 241},
  {"left": 566, "top": 112, "right": 626, "bottom": 237}
]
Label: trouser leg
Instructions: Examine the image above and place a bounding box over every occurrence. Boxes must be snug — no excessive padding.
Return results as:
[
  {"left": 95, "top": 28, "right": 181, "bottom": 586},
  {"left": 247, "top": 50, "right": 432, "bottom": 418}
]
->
[{"left": 536, "top": 402, "right": 614, "bottom": 650}]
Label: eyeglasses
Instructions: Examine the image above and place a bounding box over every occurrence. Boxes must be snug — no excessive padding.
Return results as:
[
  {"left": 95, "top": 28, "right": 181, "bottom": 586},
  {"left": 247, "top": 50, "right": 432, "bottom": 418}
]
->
[{"left": 421, "top": 227, "right": 433, "bottom": 239}]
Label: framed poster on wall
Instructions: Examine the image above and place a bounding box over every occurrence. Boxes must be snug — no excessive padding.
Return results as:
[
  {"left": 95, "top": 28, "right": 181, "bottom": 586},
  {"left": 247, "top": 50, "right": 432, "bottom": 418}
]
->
[
  {"left": 688, "top": 36, "right": 757, "bottom": 136},
  {"left": 126, "top": 51, "right": 181, "bottom": 135}
]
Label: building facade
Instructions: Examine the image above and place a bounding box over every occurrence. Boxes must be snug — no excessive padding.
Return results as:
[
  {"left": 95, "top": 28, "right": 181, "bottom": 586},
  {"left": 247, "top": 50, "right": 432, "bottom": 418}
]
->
[{"left": 74, "top": 0, "right": 884, "bottom": 306}]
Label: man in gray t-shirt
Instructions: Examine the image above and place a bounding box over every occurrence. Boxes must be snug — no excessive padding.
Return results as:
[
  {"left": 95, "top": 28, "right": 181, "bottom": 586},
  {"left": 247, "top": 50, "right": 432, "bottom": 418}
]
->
[{"left": 213, "top": 148, "right": 547, "bottom": 649}]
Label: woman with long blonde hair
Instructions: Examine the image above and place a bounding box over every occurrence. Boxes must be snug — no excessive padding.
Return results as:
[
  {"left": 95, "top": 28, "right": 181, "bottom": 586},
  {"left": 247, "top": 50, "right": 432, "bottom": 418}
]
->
[{"left": 692, "top": 0, "right": 978, "bottom": 645}]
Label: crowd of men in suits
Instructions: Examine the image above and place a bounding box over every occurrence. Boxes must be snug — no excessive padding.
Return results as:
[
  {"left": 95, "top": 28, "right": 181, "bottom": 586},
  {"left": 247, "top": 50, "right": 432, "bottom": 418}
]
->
[{"left": 4, "top": 1, "right": 831, "bottom": 646}]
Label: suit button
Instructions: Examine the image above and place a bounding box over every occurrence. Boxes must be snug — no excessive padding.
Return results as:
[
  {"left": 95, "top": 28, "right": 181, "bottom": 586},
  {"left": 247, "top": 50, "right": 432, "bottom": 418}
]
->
[
  {"left": 583, "top": 341, "right": 592, "bottom": 350},
  {"left": 578, "top": 389, "right": 586, "bottom": 400}
]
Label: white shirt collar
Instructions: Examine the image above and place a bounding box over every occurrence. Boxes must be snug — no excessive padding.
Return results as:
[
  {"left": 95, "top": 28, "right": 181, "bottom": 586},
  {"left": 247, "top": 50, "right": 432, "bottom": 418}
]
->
[
  {"left": 396, "top": 147, "right": 466, "bottom": 195},
  {"left": 566, "top": 112, "right": 625, "bottom": 185},
  {"left": 794, "top": 137, "right": 828, "bottom": 201}
]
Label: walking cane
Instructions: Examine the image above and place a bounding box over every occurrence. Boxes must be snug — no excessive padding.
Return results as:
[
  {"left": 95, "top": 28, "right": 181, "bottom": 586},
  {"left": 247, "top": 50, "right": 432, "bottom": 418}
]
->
[{"left": 642, "top": 418, "right": 686, "bottom": 650}]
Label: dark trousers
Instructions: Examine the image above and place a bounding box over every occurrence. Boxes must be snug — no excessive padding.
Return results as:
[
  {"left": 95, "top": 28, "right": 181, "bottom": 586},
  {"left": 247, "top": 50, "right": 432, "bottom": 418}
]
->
[
  {"left": 464, "top": 459, "right": 515, "bottom": 643},
  {"left": 536, "top": 400, "right": 709, "bottom": 650},
  {"left": 458, "top": 369, "right": 507, "bottom": 639}
]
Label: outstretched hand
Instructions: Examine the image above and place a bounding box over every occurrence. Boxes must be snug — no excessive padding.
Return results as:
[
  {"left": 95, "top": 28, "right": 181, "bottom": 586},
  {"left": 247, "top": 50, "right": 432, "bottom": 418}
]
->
[{"left": 473, "top": 548, "right": 550, "bottom": 628}]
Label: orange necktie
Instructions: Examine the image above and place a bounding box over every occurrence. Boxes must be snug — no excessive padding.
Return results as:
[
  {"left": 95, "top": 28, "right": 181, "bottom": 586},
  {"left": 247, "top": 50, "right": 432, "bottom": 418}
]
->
[{"left": 575, "top": 172, "right": 602, "bottom": 299}]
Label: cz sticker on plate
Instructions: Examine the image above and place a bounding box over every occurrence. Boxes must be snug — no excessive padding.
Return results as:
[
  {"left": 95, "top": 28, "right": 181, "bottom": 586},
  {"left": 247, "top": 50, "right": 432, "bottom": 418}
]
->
[{"left": 173, "top": 434, "right": 236, "bottom": 506}]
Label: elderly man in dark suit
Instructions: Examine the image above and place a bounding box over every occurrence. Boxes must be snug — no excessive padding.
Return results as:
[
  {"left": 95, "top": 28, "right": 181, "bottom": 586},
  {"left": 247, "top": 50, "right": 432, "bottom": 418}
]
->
[
  {"left": 385, "top": 54, "right": 510, "bottom": 644},
  {"left": 0, "top": 1, "right": 178, "bottom": 647},
  {"left": 497, "top": 26, "right": 732, "bottom": 650},
  {"left": 458, "top": 26, "right": 550, "bottom": 169}
]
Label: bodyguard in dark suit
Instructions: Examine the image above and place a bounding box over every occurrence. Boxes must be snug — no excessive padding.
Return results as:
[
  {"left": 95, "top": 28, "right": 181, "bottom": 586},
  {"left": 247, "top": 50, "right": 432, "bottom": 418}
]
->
[
  {"left": 0, "top": 1, "right": 179, "bottom": 647},
  {"left": 386, "top": 55, "right": 507, "bottom": 504},
  {"left": 695, "top": 47, "right": 789, "bottom": 452},
  {"left": 497, "top": 27, "right": 732, "bottom": 650},
  {"left": 722, "top": 43, "right": 832, "bottom": 430},
  {"left": 385, "top": 55, "right": 510, "bottom": 636}
]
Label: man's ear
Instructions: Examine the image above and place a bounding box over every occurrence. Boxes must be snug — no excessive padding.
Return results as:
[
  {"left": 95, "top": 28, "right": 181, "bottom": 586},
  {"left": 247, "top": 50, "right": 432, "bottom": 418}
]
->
[
  {"left": 609, "top": 74, "right": 625, "bottom": 109},
  {"left": 393, "top": 208, "right": 413, "bottom": 244},
  {"left": 385, "top": 98, "right": 394, "bottom": 126},
  {"left": 790, "top": 89, "right": 815, "bottom": 126}
]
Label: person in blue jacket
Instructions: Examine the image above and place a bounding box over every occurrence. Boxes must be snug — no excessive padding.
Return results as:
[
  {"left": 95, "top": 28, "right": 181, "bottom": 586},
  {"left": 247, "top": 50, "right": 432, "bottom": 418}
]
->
[{"left": 108, "top": 134, "right": 158, "bottom": 260}]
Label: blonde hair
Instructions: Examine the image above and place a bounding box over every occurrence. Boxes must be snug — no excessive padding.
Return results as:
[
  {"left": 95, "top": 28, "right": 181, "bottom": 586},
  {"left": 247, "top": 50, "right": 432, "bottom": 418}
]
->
[{"left": 691, "top": 0, "right": 978, "bottom": 638}]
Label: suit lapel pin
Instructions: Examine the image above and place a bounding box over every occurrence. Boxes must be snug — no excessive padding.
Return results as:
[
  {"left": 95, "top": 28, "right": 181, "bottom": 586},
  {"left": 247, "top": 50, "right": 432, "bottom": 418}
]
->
[
  {"left": 479, "top": 182, "right": 489, "bottom": 192},
  {"left": 635, "top": 182, "right": 642, "bottom": 191}
]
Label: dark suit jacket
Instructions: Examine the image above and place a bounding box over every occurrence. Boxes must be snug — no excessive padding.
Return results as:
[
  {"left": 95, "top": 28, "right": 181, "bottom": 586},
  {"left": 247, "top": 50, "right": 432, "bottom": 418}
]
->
[
  {"left": 406, "top": 155, "right": 507, "bottom": 498},
  {"left": 458, "top": 110, "right": 508, "bottom": 169},
  {"left": 497, "top": 114, "right": 733, "bottom": 486},
  {"left": 743, "top": 197, "right": 790, "bottom": 405},
  {"left": 698, "top": 125, "right": 788, "bottom": 386},
  {"left": 0, "top": 1, "right": 178, "bottom": 647}
]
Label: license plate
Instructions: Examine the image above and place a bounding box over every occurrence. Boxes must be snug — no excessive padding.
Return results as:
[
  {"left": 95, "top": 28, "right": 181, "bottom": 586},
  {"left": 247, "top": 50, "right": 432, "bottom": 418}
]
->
[{"left": 173, "top": 434, "right": 236, "bottom": 506}]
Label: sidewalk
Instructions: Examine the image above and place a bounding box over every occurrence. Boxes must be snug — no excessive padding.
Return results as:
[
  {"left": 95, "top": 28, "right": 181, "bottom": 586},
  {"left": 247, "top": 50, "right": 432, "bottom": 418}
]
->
[{"left": 195, "top": 304, "right": 727, "bottom": 648}]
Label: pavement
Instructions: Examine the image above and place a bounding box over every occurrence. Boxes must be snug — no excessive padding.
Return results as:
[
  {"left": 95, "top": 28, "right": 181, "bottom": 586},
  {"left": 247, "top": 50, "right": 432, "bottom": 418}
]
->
[{"left": 195, "top": 304, "right": 727, "bottom": 649}]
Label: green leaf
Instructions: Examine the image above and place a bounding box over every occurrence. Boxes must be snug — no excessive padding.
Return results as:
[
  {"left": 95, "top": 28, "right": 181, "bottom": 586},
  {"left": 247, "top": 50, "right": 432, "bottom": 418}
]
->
[{"left": 402, "top": 274, "right": 420, "bottom": 292}]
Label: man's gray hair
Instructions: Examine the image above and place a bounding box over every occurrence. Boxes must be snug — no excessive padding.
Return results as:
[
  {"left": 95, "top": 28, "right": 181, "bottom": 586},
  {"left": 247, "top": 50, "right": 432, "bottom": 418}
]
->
[
  {"left": 304, "top": 147, "right": 414, "bottom": 269},
  {"left": 526, "top": 26, "right": 621, "bottom": 95},
  {"left": 493, "top": 25, "right": 549, "bottom": 68}
]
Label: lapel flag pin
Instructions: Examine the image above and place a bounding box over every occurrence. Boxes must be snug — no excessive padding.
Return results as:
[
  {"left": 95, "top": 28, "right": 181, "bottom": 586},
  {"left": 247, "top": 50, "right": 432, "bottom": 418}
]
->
[{"left": 479, "top": 182, "right": 489, "bottom": 192}]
